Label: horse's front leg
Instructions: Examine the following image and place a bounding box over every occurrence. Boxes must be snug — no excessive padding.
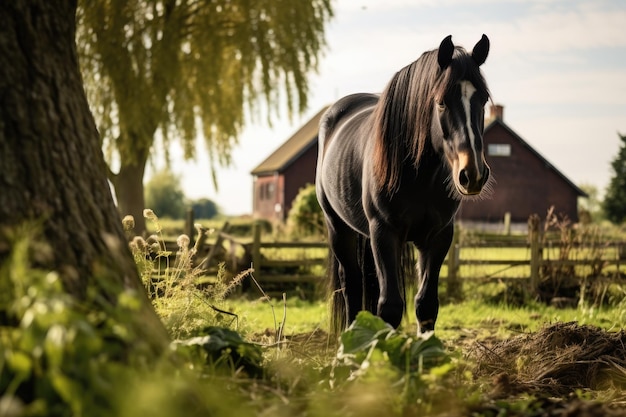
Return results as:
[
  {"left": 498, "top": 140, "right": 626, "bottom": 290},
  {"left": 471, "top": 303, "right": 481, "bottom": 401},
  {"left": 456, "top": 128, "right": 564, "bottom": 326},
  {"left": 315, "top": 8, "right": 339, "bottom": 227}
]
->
[
  {"left": 369, "top": 224, "right": 404, "bottom": 328},
  {"left": 414, "top": 225, "right": 454, "bottom": 333}
]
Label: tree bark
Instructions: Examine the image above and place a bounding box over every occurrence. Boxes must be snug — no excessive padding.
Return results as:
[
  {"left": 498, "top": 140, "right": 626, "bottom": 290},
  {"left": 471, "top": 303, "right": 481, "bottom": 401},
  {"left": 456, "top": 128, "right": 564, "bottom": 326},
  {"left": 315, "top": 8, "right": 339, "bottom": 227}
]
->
[{"left": 0, "top": 0, "right": 168, "bottom": 355}]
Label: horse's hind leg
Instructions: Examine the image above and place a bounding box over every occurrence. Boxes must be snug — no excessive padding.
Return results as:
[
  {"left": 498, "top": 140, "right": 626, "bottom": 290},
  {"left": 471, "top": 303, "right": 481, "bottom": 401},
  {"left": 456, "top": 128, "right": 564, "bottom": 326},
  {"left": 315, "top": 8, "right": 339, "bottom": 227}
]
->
[
  {"left": 318, "top": 195, "right": 363, "bottom": 330},
  {"left": 328, "top": 220, "right": 363, "bottom": 326},
  {"left": 414, "top": 225, "right": 454, "bottom": 333}
]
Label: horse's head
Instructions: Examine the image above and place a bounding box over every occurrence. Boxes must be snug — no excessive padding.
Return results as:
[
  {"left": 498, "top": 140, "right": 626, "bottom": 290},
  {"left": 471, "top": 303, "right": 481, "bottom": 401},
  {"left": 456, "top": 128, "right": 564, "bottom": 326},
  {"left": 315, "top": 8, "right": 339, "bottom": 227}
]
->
[{"left": 432, "top": 35, "right": 491, "bottom": 197}]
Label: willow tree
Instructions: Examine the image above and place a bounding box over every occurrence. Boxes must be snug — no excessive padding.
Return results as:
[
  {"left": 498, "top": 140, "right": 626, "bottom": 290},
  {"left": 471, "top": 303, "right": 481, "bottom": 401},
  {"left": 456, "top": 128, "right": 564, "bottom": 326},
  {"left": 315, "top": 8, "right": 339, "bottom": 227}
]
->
[{"left": 77, "top": 0, "right": 333, "bottom": 233}]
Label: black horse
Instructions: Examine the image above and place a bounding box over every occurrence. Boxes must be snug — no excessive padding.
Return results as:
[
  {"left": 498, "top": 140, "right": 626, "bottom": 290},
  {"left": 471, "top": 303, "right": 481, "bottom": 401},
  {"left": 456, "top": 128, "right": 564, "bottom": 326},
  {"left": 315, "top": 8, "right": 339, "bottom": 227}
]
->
[{"left": 316, "top": 35, "right": 492, "bottom": 334}]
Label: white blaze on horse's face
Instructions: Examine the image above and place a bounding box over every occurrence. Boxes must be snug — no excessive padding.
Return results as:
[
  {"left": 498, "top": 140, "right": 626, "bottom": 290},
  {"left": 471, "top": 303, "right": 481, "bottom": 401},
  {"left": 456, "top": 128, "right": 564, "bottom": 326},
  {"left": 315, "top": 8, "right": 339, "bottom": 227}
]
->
[{"left": 446, "top": 80, "right": 490, "bottom": 196}]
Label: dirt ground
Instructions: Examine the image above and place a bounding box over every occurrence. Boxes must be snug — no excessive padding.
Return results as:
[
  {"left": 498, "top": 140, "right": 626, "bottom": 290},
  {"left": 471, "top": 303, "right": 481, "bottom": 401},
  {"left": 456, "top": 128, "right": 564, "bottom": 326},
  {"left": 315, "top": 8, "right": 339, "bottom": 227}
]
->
[{"left": 466, "top": 321, "right": 626, "bottom": 416}]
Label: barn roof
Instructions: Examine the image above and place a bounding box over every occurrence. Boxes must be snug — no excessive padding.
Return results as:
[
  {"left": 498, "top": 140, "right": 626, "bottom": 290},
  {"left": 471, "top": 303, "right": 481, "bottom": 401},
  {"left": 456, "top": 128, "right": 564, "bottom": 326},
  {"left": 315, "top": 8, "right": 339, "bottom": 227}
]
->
[
  {"left": 485, "top": 118, "right": 588, "bottom": 197},
  {"left": 251, "top": 106, "right": 329, "bottom": 176}
]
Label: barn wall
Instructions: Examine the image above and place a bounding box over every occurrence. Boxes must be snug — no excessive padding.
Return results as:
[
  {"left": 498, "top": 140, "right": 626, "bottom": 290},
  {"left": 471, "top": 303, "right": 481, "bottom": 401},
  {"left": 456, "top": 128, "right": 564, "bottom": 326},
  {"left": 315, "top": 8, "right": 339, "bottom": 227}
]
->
[
  {"left": 282, "top": 142, "right": 318, "bottom": 220},
  {"left": 458, "top": 123, "right": 580, "bottom": 223}
]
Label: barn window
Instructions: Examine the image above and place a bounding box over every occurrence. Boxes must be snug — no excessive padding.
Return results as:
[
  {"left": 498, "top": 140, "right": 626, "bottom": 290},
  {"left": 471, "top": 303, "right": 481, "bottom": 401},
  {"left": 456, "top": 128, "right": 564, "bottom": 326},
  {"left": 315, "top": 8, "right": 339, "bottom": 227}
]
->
[
  {"left": 258, "top": 182, "right": 275, "bottom": 200},
  {"left": 488, "top": 143, "right": 511, "bottom": 157}
]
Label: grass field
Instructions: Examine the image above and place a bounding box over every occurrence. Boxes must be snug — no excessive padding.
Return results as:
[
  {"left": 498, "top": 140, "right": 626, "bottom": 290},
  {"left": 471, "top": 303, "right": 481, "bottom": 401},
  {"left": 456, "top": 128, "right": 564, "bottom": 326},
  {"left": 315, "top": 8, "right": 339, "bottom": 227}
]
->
[
  {"left": 142, "top": 214, "right": 626, "bottom": 417},
  {"left": 224, "top": 293, "right": 626, "bottom": 342}
]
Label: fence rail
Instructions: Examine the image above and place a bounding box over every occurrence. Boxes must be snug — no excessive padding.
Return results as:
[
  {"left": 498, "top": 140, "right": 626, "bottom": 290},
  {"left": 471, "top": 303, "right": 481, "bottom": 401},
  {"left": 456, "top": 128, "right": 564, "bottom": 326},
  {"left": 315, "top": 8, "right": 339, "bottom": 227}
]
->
[
  {"left": 163, "top": 220, "right": 626, "bottom": 298},
  {"left": 245, "top": 222, "right": 626, "bottom": 297}
]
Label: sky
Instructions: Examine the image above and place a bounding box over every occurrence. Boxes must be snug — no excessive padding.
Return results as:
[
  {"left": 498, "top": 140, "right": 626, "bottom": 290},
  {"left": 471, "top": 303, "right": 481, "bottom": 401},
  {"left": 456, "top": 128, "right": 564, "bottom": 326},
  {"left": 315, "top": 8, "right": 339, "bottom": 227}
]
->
[{"left": 156, "top": 0, "right": 626, "bottom": 216}]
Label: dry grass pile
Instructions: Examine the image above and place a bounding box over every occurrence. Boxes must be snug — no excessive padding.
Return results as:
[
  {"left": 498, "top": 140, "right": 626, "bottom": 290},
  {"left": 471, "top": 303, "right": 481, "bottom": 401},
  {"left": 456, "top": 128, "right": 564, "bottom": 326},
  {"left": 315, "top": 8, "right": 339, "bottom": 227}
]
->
[{"left": 469, "top": 321, "right": 626, "bottom": 404}]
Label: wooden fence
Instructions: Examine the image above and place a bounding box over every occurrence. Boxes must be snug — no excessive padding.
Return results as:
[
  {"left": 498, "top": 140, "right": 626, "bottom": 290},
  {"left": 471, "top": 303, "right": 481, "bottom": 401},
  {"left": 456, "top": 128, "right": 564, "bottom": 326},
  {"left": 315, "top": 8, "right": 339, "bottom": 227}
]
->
[{"left": 170, "top": 220, "right": 626, "bottom": 298}]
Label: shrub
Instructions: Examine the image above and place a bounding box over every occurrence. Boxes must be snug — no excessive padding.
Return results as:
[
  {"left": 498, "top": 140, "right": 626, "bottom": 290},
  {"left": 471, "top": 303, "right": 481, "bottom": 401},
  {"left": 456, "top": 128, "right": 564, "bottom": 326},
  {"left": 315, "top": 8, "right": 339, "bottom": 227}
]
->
[{"left": 287, "top": 183, "right": 325, "bottom": 237}]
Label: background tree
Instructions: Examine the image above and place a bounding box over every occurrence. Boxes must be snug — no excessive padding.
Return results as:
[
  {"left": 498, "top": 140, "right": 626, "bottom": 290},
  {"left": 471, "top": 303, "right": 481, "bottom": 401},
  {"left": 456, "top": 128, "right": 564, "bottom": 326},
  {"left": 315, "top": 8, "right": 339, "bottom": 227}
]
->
[
  {"left": 578, "top": 183, "right": 603, "bottom": 223},
  {"left": 603, "top": 133, "right": 626, "bottom": 224},
  {"left": 145, "top": 169, "right": 187, "bottom": 219},
  {"left": 77, "top": 0, "right": 333, "bottom": 233},
  {"left": 191, "top": 198, "right": 220, "bottom": 219},
  {"left": 0, "top": 0, "right": 168, "bottom": 354}
]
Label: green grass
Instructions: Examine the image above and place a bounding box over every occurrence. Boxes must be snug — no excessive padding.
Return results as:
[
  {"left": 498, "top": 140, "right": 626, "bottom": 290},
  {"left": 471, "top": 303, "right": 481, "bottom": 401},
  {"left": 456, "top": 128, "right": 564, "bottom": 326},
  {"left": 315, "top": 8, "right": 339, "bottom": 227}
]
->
[
  {"left": 220, "top": 294, "right": 626, "bottom": 344},
  {"left": 225, "top": 297, "right": 329, "bottom": 336},
  {"left": 435, "top": 299, "right": 625, "bottom": 340}
]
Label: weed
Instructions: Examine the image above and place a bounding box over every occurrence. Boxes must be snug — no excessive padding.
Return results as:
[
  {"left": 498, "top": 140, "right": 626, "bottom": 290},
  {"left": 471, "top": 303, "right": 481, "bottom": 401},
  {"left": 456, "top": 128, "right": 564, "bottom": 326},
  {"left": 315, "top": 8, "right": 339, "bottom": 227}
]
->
[{"left": 125, "top": 210, "right": 252, "bottom": 338}]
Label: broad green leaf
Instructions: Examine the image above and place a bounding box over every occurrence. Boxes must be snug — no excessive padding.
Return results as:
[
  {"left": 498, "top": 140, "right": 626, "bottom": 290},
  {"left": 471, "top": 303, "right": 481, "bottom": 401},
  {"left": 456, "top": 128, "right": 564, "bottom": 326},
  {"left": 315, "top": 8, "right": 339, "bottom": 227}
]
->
[{"left": 6, "top": 351, "right": 32, "bottom": 375}]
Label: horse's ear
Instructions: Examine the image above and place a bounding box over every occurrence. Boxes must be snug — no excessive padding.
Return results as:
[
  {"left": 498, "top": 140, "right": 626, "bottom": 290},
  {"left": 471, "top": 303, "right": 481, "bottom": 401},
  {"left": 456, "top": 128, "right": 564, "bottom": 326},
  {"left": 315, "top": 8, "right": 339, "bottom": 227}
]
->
[
  {"left": 472, "top": 34, "right": 490, "bottom": 66},
  {"left": 438, "top": 35, "right": 454, "bottom": 70}
]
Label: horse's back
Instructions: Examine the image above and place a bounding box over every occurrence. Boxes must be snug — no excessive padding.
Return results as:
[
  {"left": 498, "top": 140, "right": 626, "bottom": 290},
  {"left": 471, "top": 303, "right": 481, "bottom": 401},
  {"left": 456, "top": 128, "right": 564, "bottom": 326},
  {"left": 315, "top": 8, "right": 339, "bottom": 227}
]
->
[{"left": 318, "top": 93, "right": 379, "bottom": 150}]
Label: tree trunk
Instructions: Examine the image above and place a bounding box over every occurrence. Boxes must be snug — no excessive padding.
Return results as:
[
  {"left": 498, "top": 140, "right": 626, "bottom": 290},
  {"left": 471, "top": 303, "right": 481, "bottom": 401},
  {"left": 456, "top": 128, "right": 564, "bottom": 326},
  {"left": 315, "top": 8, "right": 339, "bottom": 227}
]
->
[
  {"left": 0, "top": 0, "right": 168, "bottom": 355},
  {"left": 112, "top": 151, "right": 150, "bottom": 236}
]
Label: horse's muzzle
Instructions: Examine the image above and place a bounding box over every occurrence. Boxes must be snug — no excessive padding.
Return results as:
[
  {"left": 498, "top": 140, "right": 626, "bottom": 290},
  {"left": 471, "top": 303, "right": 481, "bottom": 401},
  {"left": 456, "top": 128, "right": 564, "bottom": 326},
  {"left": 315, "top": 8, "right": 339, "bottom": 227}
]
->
[{"left": 458, "top": 163, "right": 490, "bottom": 195}]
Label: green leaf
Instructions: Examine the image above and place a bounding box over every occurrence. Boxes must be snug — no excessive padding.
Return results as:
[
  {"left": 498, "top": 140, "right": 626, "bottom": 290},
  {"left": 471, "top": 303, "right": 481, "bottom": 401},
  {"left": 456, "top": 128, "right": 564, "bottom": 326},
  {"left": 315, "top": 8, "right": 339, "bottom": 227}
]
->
[
  {"left": 335, "top": 311, "right": 449, "bottom": 380},
  {"left": 339, "top": 311, "right": 393, "bottom": 355},
  {"left": 49, "top": 371, "right": 83, "bottom": 415},
  {"left": 6, "top": 351, "right": 32, "bottom": 375},
  {"left": 173, "top": 327, "right": 264, "bottom": 377},
  {"left": 44, "top": 324, "right": 67, "bottom": 369}
]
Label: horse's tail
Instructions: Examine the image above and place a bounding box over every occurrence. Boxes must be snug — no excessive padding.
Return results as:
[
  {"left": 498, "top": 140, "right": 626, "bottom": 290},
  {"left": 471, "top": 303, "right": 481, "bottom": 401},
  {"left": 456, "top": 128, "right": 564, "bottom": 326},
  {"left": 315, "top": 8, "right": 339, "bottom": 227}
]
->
[{"left": 327, "top": 249, "right": 347, "bottom": 336}]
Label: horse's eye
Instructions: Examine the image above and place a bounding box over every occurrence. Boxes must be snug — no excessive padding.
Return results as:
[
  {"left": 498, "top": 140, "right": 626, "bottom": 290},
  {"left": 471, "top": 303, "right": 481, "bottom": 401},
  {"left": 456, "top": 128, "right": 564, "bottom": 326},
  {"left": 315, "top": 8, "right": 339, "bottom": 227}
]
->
[{"left": 437, "top": 102, "right": 446, "bottom": 112}]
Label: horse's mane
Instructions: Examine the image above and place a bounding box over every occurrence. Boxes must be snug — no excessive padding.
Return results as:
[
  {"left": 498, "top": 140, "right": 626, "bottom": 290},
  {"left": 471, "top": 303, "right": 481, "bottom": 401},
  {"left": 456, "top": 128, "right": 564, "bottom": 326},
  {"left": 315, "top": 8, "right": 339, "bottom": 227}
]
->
[{"left": 372, "top": 46, "right": 490, "bottom": 195}]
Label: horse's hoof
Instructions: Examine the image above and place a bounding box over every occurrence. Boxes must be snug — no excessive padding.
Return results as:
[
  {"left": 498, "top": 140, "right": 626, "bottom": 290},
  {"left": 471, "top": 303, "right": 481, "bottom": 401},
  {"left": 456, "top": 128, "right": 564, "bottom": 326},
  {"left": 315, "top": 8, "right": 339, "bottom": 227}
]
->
[{"left": 417, "top": 320, "right": 435, "bottom": 334}]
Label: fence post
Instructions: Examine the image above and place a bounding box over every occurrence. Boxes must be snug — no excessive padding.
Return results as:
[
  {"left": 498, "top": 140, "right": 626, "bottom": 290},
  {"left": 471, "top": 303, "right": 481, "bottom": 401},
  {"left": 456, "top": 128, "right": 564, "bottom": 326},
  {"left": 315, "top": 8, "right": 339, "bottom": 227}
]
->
[
  {"left": 503, "top": 212, "right": 511, "bottom": 236},
  {"left": 446, "top": 228, "right": 461, "bottom": 299},
  {"left": 528, "top": 214, "right": 541, "bottom": 295},
  {"left": 185, "top": 207, "right": 195, "bottom": 245},
  {"left": 252, "top": 221, "right": 262, "bottom": 281}
]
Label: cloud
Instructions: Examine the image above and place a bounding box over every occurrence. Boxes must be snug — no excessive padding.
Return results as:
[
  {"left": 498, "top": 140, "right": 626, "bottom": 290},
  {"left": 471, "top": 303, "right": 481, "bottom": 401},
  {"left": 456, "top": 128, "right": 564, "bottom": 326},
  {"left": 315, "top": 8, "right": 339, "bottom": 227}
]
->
[
  {"left": 334, "top": 1, "right": 626, "bottom": 57},
  {"left": 485, "top": 6, "right": 626, "bottom": 55}
]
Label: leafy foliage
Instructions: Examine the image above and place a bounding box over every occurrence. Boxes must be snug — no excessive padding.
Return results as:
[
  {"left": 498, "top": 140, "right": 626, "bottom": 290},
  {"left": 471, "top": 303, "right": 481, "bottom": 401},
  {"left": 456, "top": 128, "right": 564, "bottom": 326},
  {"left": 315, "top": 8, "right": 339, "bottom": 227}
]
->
[
  {"left": 287, "top": 183, "right": 325, "bottom": 237},
  {"left": 603, "top": 133, "right": 626, "bottom": 224},
  {"left": 333, "top": 312, "right": 449, "bottom": 381},
  {"left": 173, "top": 327, "right": 264, "bottom": 378},
  {"left": 145, "top": 169, "right": 187, "bottom": 219},
  {"left": 0, "top": 232, "right": 153, "bottom": 416}
]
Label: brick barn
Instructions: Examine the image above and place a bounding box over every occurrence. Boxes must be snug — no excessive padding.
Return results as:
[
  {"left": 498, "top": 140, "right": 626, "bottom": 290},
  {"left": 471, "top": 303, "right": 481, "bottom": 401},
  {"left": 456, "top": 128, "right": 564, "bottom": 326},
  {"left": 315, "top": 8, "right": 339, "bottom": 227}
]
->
[{"left": 251, "top": 104, "right": 586, "bottom": 225}]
